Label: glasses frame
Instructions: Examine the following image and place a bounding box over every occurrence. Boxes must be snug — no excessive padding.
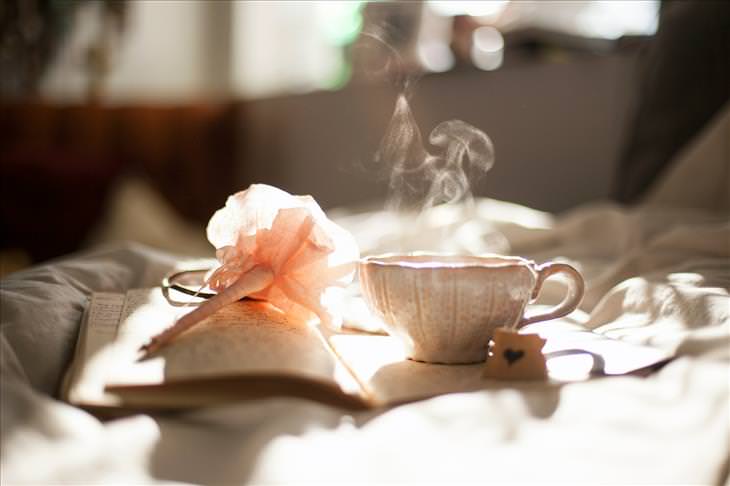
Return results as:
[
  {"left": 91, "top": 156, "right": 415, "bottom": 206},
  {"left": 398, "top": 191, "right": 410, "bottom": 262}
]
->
[{"left": 161, "top": 269, "right": 216, "bottom": 299}]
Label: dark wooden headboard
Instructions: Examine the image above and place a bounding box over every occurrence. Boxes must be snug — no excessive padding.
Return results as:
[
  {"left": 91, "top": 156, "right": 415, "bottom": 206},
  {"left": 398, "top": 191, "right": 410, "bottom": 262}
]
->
[{"left": 0, "top": 102, "right": 239, "bottom": 261}]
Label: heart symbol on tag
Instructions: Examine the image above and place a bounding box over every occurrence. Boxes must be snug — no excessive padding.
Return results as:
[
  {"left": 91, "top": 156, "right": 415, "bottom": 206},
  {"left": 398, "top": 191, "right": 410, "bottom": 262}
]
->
[{"left": 503, "top": 348, "right": 524, "bottom": 366}]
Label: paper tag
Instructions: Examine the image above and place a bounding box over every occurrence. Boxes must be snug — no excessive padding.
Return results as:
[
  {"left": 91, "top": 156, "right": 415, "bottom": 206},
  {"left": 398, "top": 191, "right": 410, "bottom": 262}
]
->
[{"left": 482, "top": 328, "right": 548, "bottom": 381}]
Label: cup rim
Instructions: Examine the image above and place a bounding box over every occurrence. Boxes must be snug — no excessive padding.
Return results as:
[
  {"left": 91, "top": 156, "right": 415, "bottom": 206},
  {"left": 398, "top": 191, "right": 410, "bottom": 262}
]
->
[{"left": 359, "top": 252, "right": 534, "bottom": 269}]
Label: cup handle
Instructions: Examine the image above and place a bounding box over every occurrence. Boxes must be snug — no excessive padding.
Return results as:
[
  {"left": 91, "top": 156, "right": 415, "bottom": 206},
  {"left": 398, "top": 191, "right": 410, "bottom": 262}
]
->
[{"left": 517, "top": 262, "right": 585, "bottom": 328}]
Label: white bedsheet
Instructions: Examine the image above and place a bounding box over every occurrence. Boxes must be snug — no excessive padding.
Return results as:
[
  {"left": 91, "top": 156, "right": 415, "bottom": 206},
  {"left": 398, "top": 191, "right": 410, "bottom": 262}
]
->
[{"left": 2, "top": 107, "right": 728, "bottom": 484}]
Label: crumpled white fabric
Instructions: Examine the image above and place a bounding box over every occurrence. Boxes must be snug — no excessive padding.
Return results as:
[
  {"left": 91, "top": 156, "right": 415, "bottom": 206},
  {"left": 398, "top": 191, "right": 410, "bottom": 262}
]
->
[
  {"left": 1, "top": 107, "right": 728, "bottom": 484},
  {"left": 3, "top": 199, "right": 729, "bottom": 484}
]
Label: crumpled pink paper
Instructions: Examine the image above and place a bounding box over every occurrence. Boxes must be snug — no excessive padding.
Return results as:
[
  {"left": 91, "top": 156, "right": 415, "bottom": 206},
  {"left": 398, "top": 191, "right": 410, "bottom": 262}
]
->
[
  {"left": 203, "top": 184, "right": 359, "bottom": 328},
  {"left": 143, "top": 184, "right": 359, "bottom": 353}
]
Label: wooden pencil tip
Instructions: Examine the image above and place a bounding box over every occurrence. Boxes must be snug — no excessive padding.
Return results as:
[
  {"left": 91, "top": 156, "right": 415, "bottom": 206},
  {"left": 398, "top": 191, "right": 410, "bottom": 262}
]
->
[
  {"left": 139, "top": 339, "right": 157, "bottom": 355},
  {"left": 137, "top": 340, "right": 159, "bottom": 362}
]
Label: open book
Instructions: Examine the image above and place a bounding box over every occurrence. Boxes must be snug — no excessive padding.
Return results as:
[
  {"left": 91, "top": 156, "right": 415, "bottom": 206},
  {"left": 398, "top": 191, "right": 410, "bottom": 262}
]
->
[{"left": 62, "top": 288, "right": 673, "bottom": 413}]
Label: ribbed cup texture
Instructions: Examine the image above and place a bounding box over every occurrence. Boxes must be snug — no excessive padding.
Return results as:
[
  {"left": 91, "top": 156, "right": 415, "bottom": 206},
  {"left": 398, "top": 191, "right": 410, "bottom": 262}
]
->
[{"left": 360, "top": 262, "right": 536, "bottom": 364}]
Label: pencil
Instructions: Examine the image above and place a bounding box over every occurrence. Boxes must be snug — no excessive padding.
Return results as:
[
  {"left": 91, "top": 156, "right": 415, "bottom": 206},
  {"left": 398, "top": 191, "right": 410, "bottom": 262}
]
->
[{"left": 140, "top": 266, "right": 274, "bottom": 355}]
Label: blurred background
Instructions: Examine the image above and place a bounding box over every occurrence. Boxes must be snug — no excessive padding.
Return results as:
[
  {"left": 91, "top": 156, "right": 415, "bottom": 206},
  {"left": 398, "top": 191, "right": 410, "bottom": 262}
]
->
[{"left": 0, "top": 0, "right": 695, "bottom": 272}]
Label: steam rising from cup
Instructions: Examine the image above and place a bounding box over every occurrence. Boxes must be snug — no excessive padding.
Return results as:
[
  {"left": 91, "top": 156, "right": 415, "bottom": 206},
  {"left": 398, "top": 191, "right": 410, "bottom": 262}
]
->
[
  {"left": 360, "top": 29, "right": 506, "bottom": 254},
  {"left": 369, "top": 45, "right": 495, "bottom": 213},
  {"left": 376, "top": 92, "right": 495, "bottom": 213}
]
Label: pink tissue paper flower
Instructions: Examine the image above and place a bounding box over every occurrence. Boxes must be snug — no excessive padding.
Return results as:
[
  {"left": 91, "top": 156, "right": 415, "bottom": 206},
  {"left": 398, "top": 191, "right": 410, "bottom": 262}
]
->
[{"left": 203, "top": 184, "right": 360, "bottom": 328}]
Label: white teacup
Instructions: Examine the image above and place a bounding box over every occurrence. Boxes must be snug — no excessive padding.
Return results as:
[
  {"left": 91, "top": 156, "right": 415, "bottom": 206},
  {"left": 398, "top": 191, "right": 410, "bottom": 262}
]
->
[{"left": 359, "top": 253, "right": 585, "bottom": 364}]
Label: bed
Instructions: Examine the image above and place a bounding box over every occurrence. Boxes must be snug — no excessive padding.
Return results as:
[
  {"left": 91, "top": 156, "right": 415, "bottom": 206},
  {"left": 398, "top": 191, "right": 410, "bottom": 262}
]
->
[{"left": 1, "top": 106, "right": 728, "bottom": 484}]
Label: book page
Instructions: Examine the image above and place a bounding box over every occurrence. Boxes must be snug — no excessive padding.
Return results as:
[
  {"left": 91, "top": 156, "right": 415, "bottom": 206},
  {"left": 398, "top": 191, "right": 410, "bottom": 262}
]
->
[
  {"left": 66, "top": 289, "right": 362, "bottom": 408},
  {"left": 524, "top": 320, "right": 673, "bottom": 380},
  {"left": 328, "top": 320, "right": 674, "bottom": 407},
  {"left": 67, "top": 291, "right": 672, "bottom": 410},
  {"left": 328, "top": 333, "right": 487, "bottom": 406},
  {"left": 63, "top": 293, "right": 126, "bottom": 405}
]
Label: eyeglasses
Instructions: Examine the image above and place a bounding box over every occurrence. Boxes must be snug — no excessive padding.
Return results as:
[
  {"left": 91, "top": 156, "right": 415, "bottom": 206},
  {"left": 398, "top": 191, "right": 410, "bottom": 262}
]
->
[{"left": 161, "top": 269, "right": 216, "bottom": 299}]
